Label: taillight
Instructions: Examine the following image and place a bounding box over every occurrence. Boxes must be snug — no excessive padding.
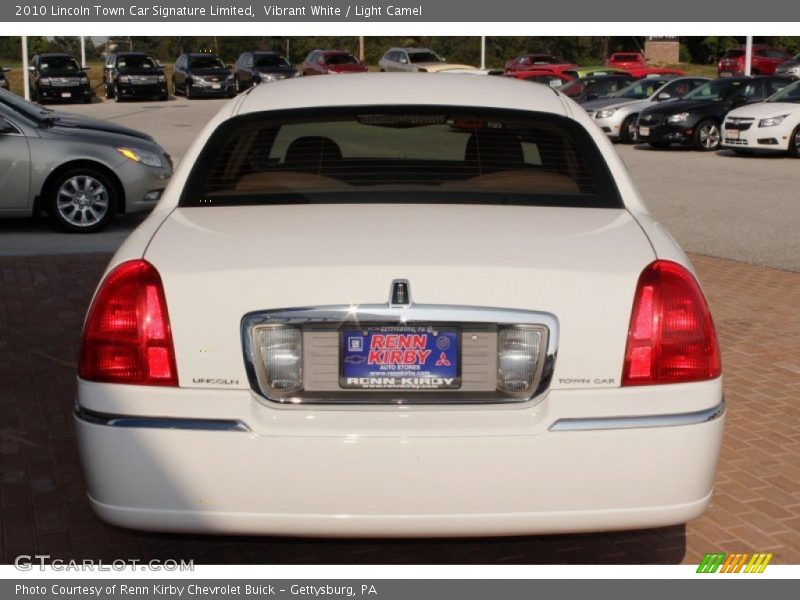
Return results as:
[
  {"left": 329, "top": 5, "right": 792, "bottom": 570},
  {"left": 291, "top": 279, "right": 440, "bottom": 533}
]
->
[
  {"left": 622, "top": 260, "right": 721, "bottom": 386},
  {"left": 79, "top": 260, "right": 178, "bottom": 386}
]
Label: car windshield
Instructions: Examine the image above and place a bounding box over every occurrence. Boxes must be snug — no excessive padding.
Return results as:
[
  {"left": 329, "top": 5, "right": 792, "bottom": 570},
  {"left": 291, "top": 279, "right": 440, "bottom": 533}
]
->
[
  {"left": 722, "top": 49, "right": 745, "bottom": 58},
  {"left": 189, "top": 56, "right": 226, "bottom": 69},
  {"left": 529, "top": 55, "right": 561, "bottom": 64},
  {"left": 117, "top": 55, "right": 159, "bottom": 71},
  {"left": 38, "top": 56, "right": 81, "bottom": 72},
  {"left": 0, "top": 87, "right": 52, "bottom": 121},
  {"left": 255, "top": 54, "right": 291, "bottom": 68},
  {"left": 408, "top": 51, "right": 444, "bottom": 63},
  {"left": 683, "top": 79, "right": 744, "bottom": 102},
  {"left": 614, "top": 78, "right": 669, "bottom": 99},
  {"left": 766, "top": 81, "right": 800, "bottom": 103},
  {"left": 325, "top": 53, "right": 358, "bottom": 65},
  {"left": 181, "top": 107, "right": 622, "bottom": 210}
]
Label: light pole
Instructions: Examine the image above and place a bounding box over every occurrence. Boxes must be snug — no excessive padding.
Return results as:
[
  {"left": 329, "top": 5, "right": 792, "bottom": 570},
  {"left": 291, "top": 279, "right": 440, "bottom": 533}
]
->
[
  {"left": 21, "top": 35, "right": 29, "bottom": 100},
  {"left": 80, "top": 36, "right": 86, "bottom": 67},
  {"left": 745, "top": 35, "right": 753, "bottom": 76}
]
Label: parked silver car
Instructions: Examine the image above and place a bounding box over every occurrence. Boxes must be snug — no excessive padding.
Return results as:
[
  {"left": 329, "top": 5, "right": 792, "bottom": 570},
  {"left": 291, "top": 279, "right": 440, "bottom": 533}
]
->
[
  {"left": 378, "top": 47, "right": 472, "bottom": 73},
  {"left": 0, "top": 88, "right": 172, "bottom": 232},
  {"left": 583, "top": 76, "right": 709, "bottom": 143}
]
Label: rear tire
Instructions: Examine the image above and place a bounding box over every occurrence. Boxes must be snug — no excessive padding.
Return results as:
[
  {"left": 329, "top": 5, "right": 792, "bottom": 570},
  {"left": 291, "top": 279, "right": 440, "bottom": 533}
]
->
[
  {"left": 113, "top": 85, "right": 122, "bottom": 102},
  {"left": 619, "top": 114, "right": 639, "bottom": 144},
  {"left": 185, "top": 82, "right": 193, "bottom": 99},
  {"left": 49, "top": 167, "right": 117, "bottom": 233},
  {"left": 789, "top": 125, "right": 800, "bottom": 158},
  {"left": 693, "top": 119, "right": 721, "bottom": 151},
  {"left": 105, "top": 84, "right": 113, "bottom": 99}
]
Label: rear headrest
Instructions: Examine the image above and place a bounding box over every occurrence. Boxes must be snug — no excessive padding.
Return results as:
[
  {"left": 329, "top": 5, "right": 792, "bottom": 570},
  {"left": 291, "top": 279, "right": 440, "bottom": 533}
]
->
[
  {"left": 465, "top": 131, "right": 525, "bottom": 173},
  {"left": 284, "top": 136, "right": 343, "bottom": 171}
]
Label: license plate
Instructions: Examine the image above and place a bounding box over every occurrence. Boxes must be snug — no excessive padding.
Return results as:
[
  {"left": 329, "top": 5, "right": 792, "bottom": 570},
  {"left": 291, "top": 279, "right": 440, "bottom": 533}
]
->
[
  {"left": 212, "top": 83, "right": 221, "bottom": 89},
  {"left": 340, "top": 325, "right": 460, "bottom": 390},
  {"left": 61, "top": 92, "right": 71, "bottom": 98},
  {"left": 639, "top": 126, "right": 650, "bottom": 136},
  {"left": 727, "top": 129, "right": 740, "bottom": 139}
]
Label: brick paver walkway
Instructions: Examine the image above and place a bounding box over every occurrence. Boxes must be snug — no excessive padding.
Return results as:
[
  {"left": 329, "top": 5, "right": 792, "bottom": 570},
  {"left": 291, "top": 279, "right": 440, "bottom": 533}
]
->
[{"left": 1, "top": 253, "right": 798, "bottom": 564}]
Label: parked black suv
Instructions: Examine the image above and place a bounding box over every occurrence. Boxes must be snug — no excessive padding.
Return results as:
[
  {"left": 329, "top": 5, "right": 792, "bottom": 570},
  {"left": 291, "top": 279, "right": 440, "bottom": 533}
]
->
[
  {"left": 637, "top": 76, "right": 795, "bottom": 151},
  {"left": 173, "top": 53, "right": 235, "bottom": 99},
  {"left": 29, "top": 53, "right": 91, "bottom": 103},
  {"left": 233, "top": 51, "right": 297, "bottom": 91},
  {"left": 104, "top": 52, "right": 168, "bottom": 102}
]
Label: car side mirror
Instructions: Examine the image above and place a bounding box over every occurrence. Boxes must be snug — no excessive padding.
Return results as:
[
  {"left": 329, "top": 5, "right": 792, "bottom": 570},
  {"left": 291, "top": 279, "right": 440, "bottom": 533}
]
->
[
  {"left": 104, "top": 65, "right": 113, "bottom": 70},
  {"left": 656, "top": 92, "right": 671, "bottom": 101},
  {"left": 82, "top": 66, "right": 91, "bottom": 71},
  {"left": 28, "top": 66, "right": 35, "bottom": 73},
  {"left": 157, "top": 62, "right": 164, "bottom": 68}
]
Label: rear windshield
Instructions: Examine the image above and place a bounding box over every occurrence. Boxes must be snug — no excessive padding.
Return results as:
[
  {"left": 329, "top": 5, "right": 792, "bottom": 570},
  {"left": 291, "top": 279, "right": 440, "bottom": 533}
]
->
[{"left": 180, "top": 107, "right": 622, "bottom": 209}]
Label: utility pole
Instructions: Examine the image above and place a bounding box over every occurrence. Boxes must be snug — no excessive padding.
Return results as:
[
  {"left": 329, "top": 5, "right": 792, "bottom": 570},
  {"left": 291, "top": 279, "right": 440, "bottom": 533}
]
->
[
  {"left": 744, "top": 36, "right": 753, "bottom": 76},
  {"left": 481, "top": 36, "right": 486, "bottom": 69},
  {"left": 80, "top": 36, "right": 86, "bottom": 67}
]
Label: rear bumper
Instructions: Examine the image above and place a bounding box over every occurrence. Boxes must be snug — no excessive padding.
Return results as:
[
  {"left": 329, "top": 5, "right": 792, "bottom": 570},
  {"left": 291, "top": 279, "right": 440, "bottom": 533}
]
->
[{"left": 75, "top": 380, "right": 725, "bottom": 537}]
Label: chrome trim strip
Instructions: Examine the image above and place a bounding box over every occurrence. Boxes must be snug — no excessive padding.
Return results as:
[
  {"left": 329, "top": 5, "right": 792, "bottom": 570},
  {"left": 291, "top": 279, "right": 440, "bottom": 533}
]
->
[
  {"left": 549, "top": 400, "right": 726, "bottom": 432},
  {"left": 241, "top": 304, "right": 559, "bottom": 406},
  {"left": 74, "top": 405, "right": 250, "bottom": 432}
]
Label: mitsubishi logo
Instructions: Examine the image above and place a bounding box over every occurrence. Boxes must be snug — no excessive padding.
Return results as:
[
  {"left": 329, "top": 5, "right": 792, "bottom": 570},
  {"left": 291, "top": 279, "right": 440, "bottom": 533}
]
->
[{"left": 389, "top": 279, "right": 411, "bottom": 307}]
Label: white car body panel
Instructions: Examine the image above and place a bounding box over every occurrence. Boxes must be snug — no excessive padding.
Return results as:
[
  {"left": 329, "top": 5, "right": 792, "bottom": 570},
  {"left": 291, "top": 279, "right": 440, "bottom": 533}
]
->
[
  {"left": 76, "top": 74, "right": 724, "bottom": 536},
  {"left": 722, "top": 101, "right": 800, "bottom": 152}
]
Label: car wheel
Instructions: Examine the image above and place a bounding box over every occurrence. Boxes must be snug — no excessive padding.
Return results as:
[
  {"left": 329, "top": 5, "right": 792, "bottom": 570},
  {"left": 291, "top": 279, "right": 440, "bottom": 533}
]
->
[
  {"left": 789, "top": 125, "right": 800, "bottom": 158},
  {"left": 36, "top": 89, "right": 45, "bottom": 104},
  {"left": 49, "top": 168, "right": 116, "bottom": 233},
  {"left": 83, "top": 96, "right": 91, "bottom": 104},
  {"left": 159, "top": 92, "right": 168, "bottom": 101},
  {"left": 113, "top": 85, "right": 122, "bottom": 102},
  {"left": 105, "top": 84, "right": 113, "bottom": 99},
  {"left": 693, "top": 119, "right": 721, "bottom": 151},
  {"left": 186, "top": 82, "right": 193, "bottom": 99},
  {"left": 619, "top": 114, "right": 639, "bottom": 144}
]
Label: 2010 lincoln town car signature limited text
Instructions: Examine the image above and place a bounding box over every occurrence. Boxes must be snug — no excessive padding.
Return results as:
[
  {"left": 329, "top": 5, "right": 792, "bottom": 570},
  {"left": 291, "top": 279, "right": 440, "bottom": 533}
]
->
[{"left": 74, "top": 74, "right": 725, "bottom": 537}]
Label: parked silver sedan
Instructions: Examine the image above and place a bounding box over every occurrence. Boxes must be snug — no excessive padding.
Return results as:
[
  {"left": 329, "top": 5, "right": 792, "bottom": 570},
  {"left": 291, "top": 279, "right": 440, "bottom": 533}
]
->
[
  {"left": 0, "top": 88, "right": 172, "bottom": 232},
  {"left": 584, "top": 76, "right": 709, "bottom": 143}
]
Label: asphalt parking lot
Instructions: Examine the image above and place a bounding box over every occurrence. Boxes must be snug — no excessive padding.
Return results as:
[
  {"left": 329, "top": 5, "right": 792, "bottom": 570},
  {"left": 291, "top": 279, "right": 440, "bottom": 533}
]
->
[{"left": 1, "top": 94, "right": 799, "bottom": 565}]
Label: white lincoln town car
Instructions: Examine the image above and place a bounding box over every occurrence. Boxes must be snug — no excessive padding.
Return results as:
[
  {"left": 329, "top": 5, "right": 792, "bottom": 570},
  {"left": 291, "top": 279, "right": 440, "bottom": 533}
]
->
[{"left": 75, "top": 74, "right": 724, "bottom": 536}]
